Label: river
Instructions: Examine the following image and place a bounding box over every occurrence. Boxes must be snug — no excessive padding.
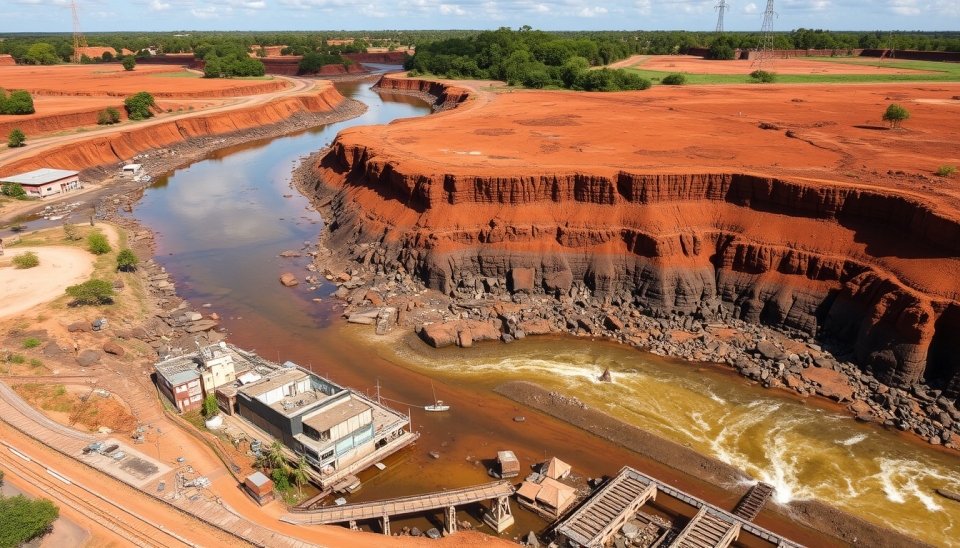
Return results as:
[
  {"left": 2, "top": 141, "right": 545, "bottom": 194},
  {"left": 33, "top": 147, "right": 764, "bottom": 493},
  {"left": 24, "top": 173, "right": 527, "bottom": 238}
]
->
[{"left": 127, "top": 74, "right": 960, "bottom": 547}]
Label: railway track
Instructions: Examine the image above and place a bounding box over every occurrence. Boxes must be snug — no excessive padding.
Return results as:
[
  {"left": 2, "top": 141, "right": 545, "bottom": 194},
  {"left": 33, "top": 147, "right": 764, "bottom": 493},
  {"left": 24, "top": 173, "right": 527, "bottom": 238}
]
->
[{"left": 0, "top": 442, "right": 195, "bottom": 548}]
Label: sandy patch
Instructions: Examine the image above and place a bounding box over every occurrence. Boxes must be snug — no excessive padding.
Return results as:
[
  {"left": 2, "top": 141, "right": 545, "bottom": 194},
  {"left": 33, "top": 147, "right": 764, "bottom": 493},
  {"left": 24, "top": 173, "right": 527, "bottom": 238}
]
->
[
  {"left": 638, "top": 56, "right": 939, "bottom": 75},
  {"left": 0, "top": 246, "right": 94, "bottom": 320}
]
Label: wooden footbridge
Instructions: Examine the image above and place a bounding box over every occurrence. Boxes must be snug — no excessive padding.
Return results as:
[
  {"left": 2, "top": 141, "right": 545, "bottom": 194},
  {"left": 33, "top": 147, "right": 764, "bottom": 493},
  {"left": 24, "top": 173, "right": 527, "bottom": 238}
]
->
[{"left": 281, "top": 481, "right": 516, "bottom": 535}]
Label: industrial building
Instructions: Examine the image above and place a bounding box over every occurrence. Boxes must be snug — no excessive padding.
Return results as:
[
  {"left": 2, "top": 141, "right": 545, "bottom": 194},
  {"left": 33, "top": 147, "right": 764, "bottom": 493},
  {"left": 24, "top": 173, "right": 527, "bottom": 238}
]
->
[{"left": 0, "top": 168, "right": 80, "bottom": 198}]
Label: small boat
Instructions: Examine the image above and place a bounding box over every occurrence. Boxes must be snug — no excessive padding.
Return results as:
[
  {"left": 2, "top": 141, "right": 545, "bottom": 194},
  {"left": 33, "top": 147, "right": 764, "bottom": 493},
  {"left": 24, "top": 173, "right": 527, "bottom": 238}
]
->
[{"left": 424, "top": 381, "right": 450, "bottom": 412}]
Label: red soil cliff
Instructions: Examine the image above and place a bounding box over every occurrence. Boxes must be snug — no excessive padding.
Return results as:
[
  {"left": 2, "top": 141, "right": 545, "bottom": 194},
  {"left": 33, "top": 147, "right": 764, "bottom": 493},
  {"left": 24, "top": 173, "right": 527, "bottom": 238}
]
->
[{"left": 310, "top": 76, "right": 960, "bottom": 396}]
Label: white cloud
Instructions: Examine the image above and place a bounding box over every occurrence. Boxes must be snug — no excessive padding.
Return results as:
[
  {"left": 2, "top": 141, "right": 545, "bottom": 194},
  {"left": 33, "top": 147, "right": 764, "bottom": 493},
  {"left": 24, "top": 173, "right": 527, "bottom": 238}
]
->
[
  {"left": 191, "top": 5, "right": 228, "bottom": 17},
  {"left": 742, "top": 2, "right": 758, "bottom": 12},
  {"left": 578, "top": 5, "right": 608, "bottom": 16},
  {"left": 149, "top": 0, "right": 171, "bottom": 10},
  {"left": 439, "top": 3, "right": 468, "bottom": 15}
]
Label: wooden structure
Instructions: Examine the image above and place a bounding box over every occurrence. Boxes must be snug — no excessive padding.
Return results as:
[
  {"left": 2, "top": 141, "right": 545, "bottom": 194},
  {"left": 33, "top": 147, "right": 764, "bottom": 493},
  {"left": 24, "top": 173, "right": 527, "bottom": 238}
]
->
[
  {"left": 282, "top": 481, "right": 515, "bottom": 535},
  {"left": 555, "top": 467, "right": 806, "bottom": 548},
  {"left": 732, "top": 482, "right": 775, "bottom": 521},
  {"left": 497, "top": 450, "right": 519, "bottom": 478}
]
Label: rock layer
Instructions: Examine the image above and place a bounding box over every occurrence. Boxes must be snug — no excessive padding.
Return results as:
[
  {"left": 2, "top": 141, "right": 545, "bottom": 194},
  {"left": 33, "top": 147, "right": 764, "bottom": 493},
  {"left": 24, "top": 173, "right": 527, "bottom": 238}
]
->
[{"left": 309, "top": 78, "right": 960, "bottom": 398}]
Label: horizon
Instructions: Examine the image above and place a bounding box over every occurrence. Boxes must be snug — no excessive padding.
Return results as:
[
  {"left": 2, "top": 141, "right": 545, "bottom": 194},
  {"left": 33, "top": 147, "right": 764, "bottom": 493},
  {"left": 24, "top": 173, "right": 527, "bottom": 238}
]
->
[{"left": 3, "top": 0, "right": 959, "bottom": 35}]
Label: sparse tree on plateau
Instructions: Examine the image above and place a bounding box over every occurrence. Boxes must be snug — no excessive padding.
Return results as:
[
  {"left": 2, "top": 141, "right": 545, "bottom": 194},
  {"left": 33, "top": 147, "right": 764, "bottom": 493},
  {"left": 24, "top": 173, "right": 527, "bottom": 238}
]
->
[
  {"left": 122, "top": 55, "right": 136, "bottom": 71},
  {"left": 883, "top": 103, "right": 910, "bottom": 129},
  {"left": 65, "top": 279, "right": 115, "bottom": 305},
  {"left": 7, "top": 128, "right": 26, "bottom": 148},
  {"left": 116, "top": 248, "right": 139, "bottom": 271}
]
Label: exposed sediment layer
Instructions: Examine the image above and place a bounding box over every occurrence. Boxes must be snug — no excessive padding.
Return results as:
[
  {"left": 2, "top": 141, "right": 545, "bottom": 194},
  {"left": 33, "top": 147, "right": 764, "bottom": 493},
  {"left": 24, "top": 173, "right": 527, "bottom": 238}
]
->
[
  {"left": 308, "top": 77, "right": 960, "bottom": 398},
  {"left": 1, "top": 83, "right": 349, "bottom": 177},
  {"left": 495, "top": 381, "right": 934, "bottom": 548}
]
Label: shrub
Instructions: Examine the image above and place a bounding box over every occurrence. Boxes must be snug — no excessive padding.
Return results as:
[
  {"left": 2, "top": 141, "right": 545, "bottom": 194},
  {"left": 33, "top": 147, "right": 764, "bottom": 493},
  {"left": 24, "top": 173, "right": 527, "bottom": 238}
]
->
[
  {"left": 30, "top": 358, "right": 43, "bottom": 367},
  {"left": 101, "top": 51, "right": 114, "bottom": 62},
  {"left": 124, "top": 91, "right": 156, "bottom": 121},
  {"left": 0, "top": 89, "right": 36, "bottom": 115},
  {"left": 661, "top": 73, "right": 687, "bottom": 85},
  {"left": 116, "top": 248, "right": 139, "bottom": 271},
  {"left": 0, "top": 495, "right": 60, "bottom": 547},
  {"left": 96, "top": 107, "right": 122, "bottom": 125},
  {"left": 2, "top": 182, "right": 26, "bottom": 198},
  {"left": 202, "top": 394, "right": 219, "bottom": 417},
  {"left": 750, "top": 70, "right": 777, "bottom": 83},
  {"left": 65, "top": 279, "right": 115, "bottom": 305},
  {"left": 271, "top": 468, "right": 291, "bottom": 491},
  {"left": 7, "top": 128, "right": 26, "bottom": 148},
  {"left": 882, "top": 104, "right": 910, "bottom": 129},
  {"left": 13, "top": 252, "right": 39, "bottom": 269},
  {"left": 87, "top": 233, "right": 111, "bottom": 255},
  {"left": 936, "top": 165, "right": 958, "bottom": 177},
  {"left": 23, "top": 337, "right": 40, "bottom": 349},
  {"left": 63, "top": 222, "right": 80, "bottom": 241},
  {"left": 122, "top": 56, "right": 136, "bottom": 71},
  {"left": 706, "top": 42, "right": 736, "bottom": 60},
  {"left": 9, "top": 354, "right": 26, "bottom": 364}
]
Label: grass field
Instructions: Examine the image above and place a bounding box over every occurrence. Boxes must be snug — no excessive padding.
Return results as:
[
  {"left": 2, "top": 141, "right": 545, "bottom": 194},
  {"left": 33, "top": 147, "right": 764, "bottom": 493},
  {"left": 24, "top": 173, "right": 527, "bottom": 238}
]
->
[{"left": 628, "top": 58, "right": 960, "bottom": 85}]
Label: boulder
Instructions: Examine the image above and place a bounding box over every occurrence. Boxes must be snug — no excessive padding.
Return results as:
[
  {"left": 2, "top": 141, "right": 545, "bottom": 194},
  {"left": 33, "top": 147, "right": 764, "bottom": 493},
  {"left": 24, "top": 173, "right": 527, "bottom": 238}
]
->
[
  {"left": 364, "top": 290, "right": 384, "bottom": 307},
  {"left": 76, "top": 350, "right": 101, "bottom": 367},
  {"left": 458, "top": 329, "right": 473, "bottom": 348},
  {"left": 279, "top": 273, "right": 299, "bottom": 287},
  {"left": 518, "top": 319, "right": 553, "bottom": 335},
  {"left": 756, "top": 341, "right": 781, "bottom": 360},
  {"left": 278, "top": 250, "right": 302, "bottom": 258},
  {"left": 347, "top": 315, "right": 375, "bottom": 325},
  {"left": 543, "top": 270, "right": 573, "bottom": 293},
  {"left": 42, "top": 342, "right": 63, "bottom": 357},
  {"left": 801, "top": 366, "right": 854, "bottom": 402},
  {"left": 68, "top": 321, "right": 91, "bottom": 333},
  {"left": 130, "top": 327, "right": 149, "bottom": 340},
  {"left": 420, "top": 320, "right": 500, "bottom": 348},
  {"left": 509, "top": 267, "right": 535, "bottom": 294},
  {"left": 604, "top": 314, "right": 624, "bottom": 332},
  {"left": 187, "top": 312, "right": 203, "bottom": 322},
  {"left": 185, "top": 320, "right": 218, "bottom": 333},
  {"left": 103, "top": 341, "right": 125, "bottom": 357}
]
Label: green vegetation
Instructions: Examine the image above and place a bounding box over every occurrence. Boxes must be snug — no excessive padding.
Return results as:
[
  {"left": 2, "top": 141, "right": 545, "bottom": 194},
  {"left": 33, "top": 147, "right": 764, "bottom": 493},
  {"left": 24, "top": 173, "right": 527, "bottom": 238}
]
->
[
  {"left": 1, "top": 182, "right": 26, "bottom": 199},
  {"left": 96, "top": 107, "right": 122, "bottom": 125},
  {"left": 13, "top": 252, "right": 39, "bottom": 269},
  {"left": 62, "top": 222, "right": 80, "bottom": 241},
  {"left": 7, "top": 355, "right": 26, "bottom": 365},
  {"left": 116, "top": 248, "right": 139, "bottom": 271},
  {"left": 0, "top": 494, "right": 60, "bottom": 548},
  {"left": 102, "top": 51, "right": 114, "bottom": 62},
  {"left": 122, "top": 55, "right": 136, "bottom": 71},
  {"left": 197, "top": 42, "right": 265, "bottom": 78},
  {"left": 123, "top": 91, "right": 156, "bottom": 121},
  {"left": 883, "top": 103, "right": 911, "bottom": 129},
  {"left": 0, "top": 89, "right": 36, "bottom": 115},
  {"left": 937, "top": 165, "right": 958, "bottom": 177},
  {"left": 87, "top": 233, "right": 112, "bottom": 255},
  {"left": 65, "top": 279, "right": 115, "bottom": 305},
  {"left": 23, "top": 337, "right": 40, "bottom": 349},
  {"left": 403, "top": 27, "right": 651, "bottom": 91},
  {"left": 750, "top": 70, "right": 777, "bottom": 83},
  {"left": 202, "top": 394, "right": 219, "bottom": 417},
  {"left": 23, "top": 42, "right": 60, "bottom": 65},
  {"left": 661, "top": 73, "right": 687, "bottom": 85},
  {"left": 298, "top": 51, "right": 353, "bottom": 74},
  {"left": 6, "top": 129, "right": 26, "bottom": 148},
  {"left": 706, "top": 38, "right": 736, "bottom": 60}
]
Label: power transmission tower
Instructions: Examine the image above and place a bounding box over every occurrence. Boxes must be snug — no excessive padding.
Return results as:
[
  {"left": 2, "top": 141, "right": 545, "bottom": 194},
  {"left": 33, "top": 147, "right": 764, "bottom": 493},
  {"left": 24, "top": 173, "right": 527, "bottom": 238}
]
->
[
  {"left": 71, "top": 1, "right": 89, "bottom": 64},
  {"left": 752, "top": 0, "right": 778, "bottom": 70},
  {"left": 715, "top": 0, "right": 730, "bottom": 33}
]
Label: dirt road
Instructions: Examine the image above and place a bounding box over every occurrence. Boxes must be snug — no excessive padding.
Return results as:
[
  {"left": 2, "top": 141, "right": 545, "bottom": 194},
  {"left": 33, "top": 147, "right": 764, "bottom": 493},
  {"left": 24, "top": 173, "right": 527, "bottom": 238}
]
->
[{"left": 0, "top": 246, "right": 93, "bottom": 320}]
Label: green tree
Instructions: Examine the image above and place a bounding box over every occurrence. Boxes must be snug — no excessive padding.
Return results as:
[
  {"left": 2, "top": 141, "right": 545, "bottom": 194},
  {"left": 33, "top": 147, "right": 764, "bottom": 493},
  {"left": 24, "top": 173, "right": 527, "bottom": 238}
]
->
[
  {"left": 101, "top": 51, "right": 114, "bottom": 62},
  {"left": 7, "top": 129, "right": 26, "bottom": 148},
  {"left": 271, "top": 467, "right": 290, "bottom": 491},
  {"left": 203, "top": 57, "right": 223, "bottom": 78},
  {"left": 706, "top": 41, "right": 736, "bottom": 60},
  {"left": 2, "top": 182, "right": 26, "bottom": 198},
  {"left": 750, "top": 70, "right": 777, "bottom": 83},
  {"left": 0, "top": 90, "right": 36, "bottom": 115},
  {"left": 661, "top": 73, "right": 687, "bottom": 85},
  {"left": 116, "top": 248, "right": 139, "bottom": 271},
  {"left": 201, "top": 394, "right": 219, "bottom": 417},
  {"left": 122, "top": 55, "right": 136, "bottom": 71},
  {"left": 123, "top": 91, "right": 156, "bottom": 121},
  {"left": 883, "top": 103, "right": 910, "bottom": 129},
  {"left": 267, "top": 440, "right": 288, "bottom": 473},
  {"left": 65, "top": 279, "right": 115, "bottom": 305},
  {"left": 63, "top": 222, "right": 80, "bottom": 241},
  {"left": 291, "top": 455, "right": 310, "bottom": 496},
  {"left": 298, "top": 52, "right": 323, "bottom": 74},
  {"left": 23, "top": 43, "right": 59, "bottom": 65},
  {"left": 0, "top": 495, "right": 60, "bottom": 548},
  {"left": 13, "top": 252, "right": 39, "bottom": 269},
  {"left": 97, "top": 107, "right": 122, "bottom": 125},
  {"left": 87, "top": 233, "right": 112, "bottom": 255}
]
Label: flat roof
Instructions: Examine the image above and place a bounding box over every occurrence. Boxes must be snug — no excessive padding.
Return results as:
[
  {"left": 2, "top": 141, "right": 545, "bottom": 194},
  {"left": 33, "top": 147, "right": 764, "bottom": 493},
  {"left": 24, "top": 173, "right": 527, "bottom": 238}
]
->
[
  {"left": 302, "top": 396, "right": 371, "bottom": 434},
  {"left": 240, "top": 369, "right": 309, "bottom": 399},
  {"left": 246, "top": 471, "right": 271, "bottom": 487},
  {"left": 0, "top": 168, "right": 79, "bottom": 186}
]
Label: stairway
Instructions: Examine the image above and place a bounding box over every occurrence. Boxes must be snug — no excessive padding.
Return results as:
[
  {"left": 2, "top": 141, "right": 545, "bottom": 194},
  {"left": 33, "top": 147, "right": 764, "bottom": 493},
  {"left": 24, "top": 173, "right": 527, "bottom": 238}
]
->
[{"left": 733, "top": 482, "right": 775, "bottom": 522}]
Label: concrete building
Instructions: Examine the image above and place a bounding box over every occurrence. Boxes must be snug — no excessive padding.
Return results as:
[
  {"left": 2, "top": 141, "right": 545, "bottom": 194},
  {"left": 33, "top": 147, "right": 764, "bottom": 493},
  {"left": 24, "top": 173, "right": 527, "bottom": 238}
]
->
[
  {"left": 0, "top": 168, "right": 80, "bottom": 198},
  {"left": 231, "top": 364, "right": 417, "bottom": 489},
  {"left": 154, "top": 342, "right": 251, "bottom": 413},
  {"left": 243, "top": 471, "right": 274, "bottom": 505}
]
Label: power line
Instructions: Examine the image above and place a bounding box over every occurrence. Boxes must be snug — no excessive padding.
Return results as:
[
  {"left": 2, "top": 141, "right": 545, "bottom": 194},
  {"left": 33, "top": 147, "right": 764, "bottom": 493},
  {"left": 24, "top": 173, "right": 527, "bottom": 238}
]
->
[
  {"left": 752, "top": 0, "right": 778, "bottom": 71},
  {"left": 71, "top": 1, "right": 88, "bottom": 65},
  {"left": 715, "top": 0, "right": 730, "bottom": 34}
]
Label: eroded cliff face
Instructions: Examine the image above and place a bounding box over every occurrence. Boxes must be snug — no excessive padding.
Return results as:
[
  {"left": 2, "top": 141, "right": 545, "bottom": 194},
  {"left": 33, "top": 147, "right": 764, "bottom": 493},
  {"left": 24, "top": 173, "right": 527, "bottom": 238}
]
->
[
  {"left": 0, "top": 84, "right": 348, "bottom": 177},
  {"left": 312, "top": 130, "right": 960, "bottom": 397}
]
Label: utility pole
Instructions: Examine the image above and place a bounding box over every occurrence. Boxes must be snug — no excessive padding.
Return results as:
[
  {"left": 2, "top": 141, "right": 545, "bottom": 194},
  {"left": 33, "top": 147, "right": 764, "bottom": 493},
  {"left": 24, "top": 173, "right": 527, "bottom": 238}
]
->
[
  {"left": 70, "top": 1, "right": 88, "bottom": 64},
  {"left": 715, "top": 0, "right": 730, "bottom": 33},
  {"left": 752, "top": 0, "right": 778, "bottom": 71}
]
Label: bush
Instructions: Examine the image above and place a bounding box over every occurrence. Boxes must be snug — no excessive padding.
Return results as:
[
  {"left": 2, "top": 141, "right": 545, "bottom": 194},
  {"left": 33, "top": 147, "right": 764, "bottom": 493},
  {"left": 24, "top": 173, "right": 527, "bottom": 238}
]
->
[
  {"left": 87, "top": 233, "right": 112, "bottom": 255},
  {"left": 102, "top": 51, "right": 114, "bottom": 62},
  {"left": 13, "top": 252, "right": 39, "bottom": 269},
  {"left": 706, "top": 42, "right": 736, "bottom": 60},
  {"left": 62, "top": 222, "right": 80, "bottom": 241},
  {"left": 8, "top": 354, "right": 26, "bottom": 364},
  {"left": 7, "top": 128, "right": 26, "bottom": 148},
  {"left": 202, "top": 394, "right": 219, "bottom": 417},
  {"left": 116, "top": 248, "right": 139, "bottom": 271},
  {"left": 30, "top": 358, "right": 43, "bottom": 367},
  {"left": 271, "top": 468, "right": 291, "bottom": 491},
  {"left": 124, "top": 91, "right": 156, "bottom": 121},
  {"left": 122, "top": 56, "right": 136, "bottom": 71},
  {"left": 750, "top": 70, "right": 777, "bottom": 83},
  {"left": 0, "top": 495, "right": 59, "bottom": 548},
  {"left": 96, "top": 107, "right": 122, "bottom": 125},
  {"left": 661, "top": 73, "right": 687, "bottom": 85},
  {"left": 0, "top": 89, "right": 36, "bottom": 115},
  {"left": 65, "top": 279, "right": 115, "bottom": 305},
  {"left": 936, "top": 165, "right": 958, "bottom": 177},
  {"left": 882, "top": 104, "right": 910, "bottom": 129},
  {"left": 2, "top": 182, "right": 26, "bottom": 198},
  {"left": 23, "top": 337, "right": 40, "bottom": 348}
]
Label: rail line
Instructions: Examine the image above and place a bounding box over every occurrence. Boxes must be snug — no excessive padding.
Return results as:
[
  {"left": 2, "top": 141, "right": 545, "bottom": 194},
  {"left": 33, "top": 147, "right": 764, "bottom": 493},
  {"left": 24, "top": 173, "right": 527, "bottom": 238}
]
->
[{"left": 0, "top": 442, "right": 195, "bottom": 548}]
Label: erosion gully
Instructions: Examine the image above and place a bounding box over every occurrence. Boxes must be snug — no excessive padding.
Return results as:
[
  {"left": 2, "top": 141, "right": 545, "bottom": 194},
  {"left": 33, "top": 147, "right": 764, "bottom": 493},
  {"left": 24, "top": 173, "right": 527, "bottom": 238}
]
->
[{"left": 127, "top": 74, "right": 960, "bottom": 547}]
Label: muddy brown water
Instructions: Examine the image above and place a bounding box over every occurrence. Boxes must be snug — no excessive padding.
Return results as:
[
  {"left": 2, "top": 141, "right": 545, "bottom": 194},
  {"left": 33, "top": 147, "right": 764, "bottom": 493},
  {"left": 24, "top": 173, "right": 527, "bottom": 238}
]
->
[{"left": 127, "top": 76, "right": 960, "bottom": 547}]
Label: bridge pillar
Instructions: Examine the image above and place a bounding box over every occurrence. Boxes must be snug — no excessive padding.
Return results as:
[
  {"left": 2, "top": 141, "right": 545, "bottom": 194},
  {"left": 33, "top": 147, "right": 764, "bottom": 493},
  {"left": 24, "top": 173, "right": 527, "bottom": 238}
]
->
[
  {"left": 483, "top": 496, "right": 514, "bottom": 533},
  {"left": 444, "top": 505, "right": 457, "bottom": 535},
  {"left": 381, "top": 514, "right": 391, "bottom": 536},
  {"left": 348, "top": 520, "right": 358, "bottom": 531}
]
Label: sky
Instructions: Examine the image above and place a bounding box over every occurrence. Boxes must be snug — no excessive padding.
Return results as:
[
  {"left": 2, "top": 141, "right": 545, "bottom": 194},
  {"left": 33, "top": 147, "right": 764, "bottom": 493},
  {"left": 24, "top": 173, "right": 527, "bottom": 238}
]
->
[{"left": 2, "top": 0, "right": 958, "bottom": 34}]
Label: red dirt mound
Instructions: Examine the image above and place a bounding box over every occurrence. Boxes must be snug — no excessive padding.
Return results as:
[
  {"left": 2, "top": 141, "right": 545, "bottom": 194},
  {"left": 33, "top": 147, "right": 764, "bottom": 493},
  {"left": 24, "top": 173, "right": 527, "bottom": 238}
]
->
[
  {"left": 312, "top": 75, "right": 960, "bottom": 396},
  {"left": 0, "top": 54, "right": 15, "bottom": 66}
]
